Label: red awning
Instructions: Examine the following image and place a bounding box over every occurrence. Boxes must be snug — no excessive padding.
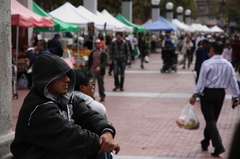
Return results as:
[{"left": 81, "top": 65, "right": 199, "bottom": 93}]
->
[{"left": 11, "top": 0, "right": 53, "bottom": 28}]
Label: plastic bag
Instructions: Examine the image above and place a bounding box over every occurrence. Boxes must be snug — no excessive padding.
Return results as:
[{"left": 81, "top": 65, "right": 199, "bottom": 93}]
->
[
  {"left": 176, "top": 104, "right": 199, "bottom": 130},
  {"left": 134, "top": 48, "right": 140, "bottom": 56},
  {"left": 178, "top": 53, "right": 183, "bottom": 65},
  {"left": 17, "top": 74, "right": 28, "bottom": 89},
  {"left": 144, "top": 56, "right": 149, "bottom": 63}
]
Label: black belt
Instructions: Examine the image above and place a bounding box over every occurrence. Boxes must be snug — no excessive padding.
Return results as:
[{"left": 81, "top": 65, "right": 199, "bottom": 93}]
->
[{"left": 205, "top": 87, "right": 225, "bottom": 90}]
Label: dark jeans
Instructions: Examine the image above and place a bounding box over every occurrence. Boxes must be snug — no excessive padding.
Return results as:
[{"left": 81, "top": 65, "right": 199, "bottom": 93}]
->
[
  {"left": 42, "top": 152, "right": 87, "bottom": 159},
  {"left": 200, "top": 88, "right": 225, "bottom": 148},
  {"left": 140, "top": 54, "right": 146, "bottom": 66},
  {"left": 113, "top": 59, "right": 126, "bottom": 88},
  {"left": 92, "top": 72, "right": 106, "bottom": 99},
  {"left": 108, "top": 63, "right": 113, "bottom": 74}
]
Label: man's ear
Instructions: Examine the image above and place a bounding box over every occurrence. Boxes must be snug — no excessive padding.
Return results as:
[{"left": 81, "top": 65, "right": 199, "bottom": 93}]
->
[{"left": 79, "top": 85, "right": 85, "bottom": 92}]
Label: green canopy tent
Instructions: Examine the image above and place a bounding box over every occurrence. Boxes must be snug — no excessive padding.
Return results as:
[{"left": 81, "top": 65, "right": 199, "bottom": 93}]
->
[
  {"left": 33, "top": 2, "right": 79, "bottom": 32},
  {"left": 115, "top": 13, "right": 145, "bottom": 32}
]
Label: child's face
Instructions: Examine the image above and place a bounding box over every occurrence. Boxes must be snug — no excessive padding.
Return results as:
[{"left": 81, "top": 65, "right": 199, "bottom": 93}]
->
[{"left": 47, "top": 75, "right": 70, "bottom": 97}]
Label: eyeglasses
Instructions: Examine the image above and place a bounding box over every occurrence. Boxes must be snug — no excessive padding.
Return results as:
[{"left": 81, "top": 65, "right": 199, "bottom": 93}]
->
[
  {"left": 95, "top": 43, "right": 100, "bottom": 45},
  {"left": 87, "top": 82, "right": 95, "bottom": 86}
]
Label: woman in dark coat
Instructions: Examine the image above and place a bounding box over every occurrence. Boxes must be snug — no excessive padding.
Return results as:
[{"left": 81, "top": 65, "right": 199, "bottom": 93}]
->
[{"left": 138, "top": 36, "right": 148, "bottom": 69}]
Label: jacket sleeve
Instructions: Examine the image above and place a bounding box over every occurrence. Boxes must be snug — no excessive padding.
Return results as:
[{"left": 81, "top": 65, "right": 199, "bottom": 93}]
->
[
  {"left": 100, "top": 52, "right": 108, "bottom": 70},
  {"left": 73, "top": 96, "right": 115, "bottom": 137},
  {"left": 27, "top": 101, "right": 103, "bottom": 155}
]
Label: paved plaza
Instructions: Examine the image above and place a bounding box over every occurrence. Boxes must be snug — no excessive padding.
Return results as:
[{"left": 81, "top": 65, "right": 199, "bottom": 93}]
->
[{"left": 12, "top": 53, "right": 240, "bottom": 159}]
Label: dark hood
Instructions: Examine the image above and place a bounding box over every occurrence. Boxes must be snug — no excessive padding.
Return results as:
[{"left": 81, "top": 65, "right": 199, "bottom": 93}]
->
[{"left": 32, "top": 54, "right": 75, "bottom": 100}]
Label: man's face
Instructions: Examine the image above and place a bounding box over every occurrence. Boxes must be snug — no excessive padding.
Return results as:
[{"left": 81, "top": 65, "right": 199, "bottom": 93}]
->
[
  {"left": 47, "top": 75, "right": 70, "bottom": 97},
  {"left": 95, "top": 40, "right": 101, "bottom": 50},
  {"left": 116, "top": 34, "right": 122, "bottom": 41},
  {"left": 80, "top": 78, "right": 94, "bottom": 99},
  {"left": 37, "top": 41, "right": 44, "bottom": 51}
]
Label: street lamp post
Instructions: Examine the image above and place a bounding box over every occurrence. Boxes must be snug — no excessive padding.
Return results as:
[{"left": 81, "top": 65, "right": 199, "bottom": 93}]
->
[
  {"left": 185, "top": 9, "right": 191, "bottom": 25},
  {"left": 220, "top": 0, "right": 226, "bottom": 26},
  {"left": 151, "top": 0, "right": 161, "bottom": 22},
  {"left": 122, "top": 0, "right": 133, "bottom": 22},
  {"left": 165, "top": 2, "right": 174, "bottom": 22},
  {"left": 176, "top": 6, "right": 184, "bottom": 22},
  {"left": 151, "top": 0, "right": 161, "bottom": 40}
]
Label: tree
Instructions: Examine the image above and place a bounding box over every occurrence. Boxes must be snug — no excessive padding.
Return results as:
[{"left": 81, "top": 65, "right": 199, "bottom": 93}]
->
[{"left": 209, "top": 0, "right": 240, "bottom": 30}]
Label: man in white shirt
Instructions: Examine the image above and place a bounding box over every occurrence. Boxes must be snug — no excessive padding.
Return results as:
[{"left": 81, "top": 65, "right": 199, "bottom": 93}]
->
[{"left": 189, "top": 41, "right": 240, "bottom": 157}]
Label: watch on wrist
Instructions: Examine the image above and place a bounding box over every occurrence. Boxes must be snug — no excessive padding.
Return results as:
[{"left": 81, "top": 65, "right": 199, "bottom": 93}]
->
[{"left": 192, "top": 94, "right": 198, "bottom": 99}]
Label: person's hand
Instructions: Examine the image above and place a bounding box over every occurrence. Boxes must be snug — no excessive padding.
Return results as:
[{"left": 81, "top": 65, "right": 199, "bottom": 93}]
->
[
  {"left": 232, "top": 98, "right": 239, "bottom": 109},
  {"left": 98, "top": 131, "right": 120, "bottom": 155},
  {"left": 96, "top": 66, "right": 100, "bottom": 72},
  {"left": 189, "top": 97, "right": 196, "bottom": 105}
]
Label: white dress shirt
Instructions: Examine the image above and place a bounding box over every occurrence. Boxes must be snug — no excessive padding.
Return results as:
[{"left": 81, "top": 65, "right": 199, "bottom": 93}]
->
[{"left": 194, "top": 55, "right": 239, "bottom": 97}]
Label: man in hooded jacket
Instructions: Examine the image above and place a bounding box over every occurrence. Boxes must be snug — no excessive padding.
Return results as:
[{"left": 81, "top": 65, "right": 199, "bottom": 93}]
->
[{"left": 11, "top": 53, "right": 120, "bottom": 159}]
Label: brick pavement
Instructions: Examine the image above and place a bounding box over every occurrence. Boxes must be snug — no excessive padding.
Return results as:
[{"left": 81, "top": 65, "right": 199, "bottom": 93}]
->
[{"left": 12, "top": 53, "right": 240, "bottom": 159}]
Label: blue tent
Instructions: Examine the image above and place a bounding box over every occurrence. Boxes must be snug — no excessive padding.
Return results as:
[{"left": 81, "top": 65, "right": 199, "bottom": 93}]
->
[{"left": 144, "top": 16, "right": 178, "bottom": 31}]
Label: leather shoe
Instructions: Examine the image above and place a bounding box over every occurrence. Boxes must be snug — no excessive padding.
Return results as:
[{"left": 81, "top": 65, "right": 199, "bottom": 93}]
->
[
  {"left": 120, "top": 88, "right": 124, "bottom": 91},
  {"left": 211, "top": 146, "right": 225, "bottom": 156},
  {"left": 112, "top": 87, "right": 119, "bottom": 91},
  {"left": 201, "top": 140, "right": 209, "bottom": 151},
  {"left": 100, "top": 98, "right": 105, "bottom": 102}
]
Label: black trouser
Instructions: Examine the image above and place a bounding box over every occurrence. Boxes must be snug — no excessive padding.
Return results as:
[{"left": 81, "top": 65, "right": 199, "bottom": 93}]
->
[
  {"left": 200, "top": 88, "right": 225, "bottom": 148},
  {"left": 92, "top": 72, "right": 106, "bottom": 99}
]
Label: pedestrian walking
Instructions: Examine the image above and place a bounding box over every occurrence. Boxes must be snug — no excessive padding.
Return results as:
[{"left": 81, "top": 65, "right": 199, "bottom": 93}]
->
[
  {"left": 181, "top": 37, "right": 193, "bottom": 69},
  {"left": 194, "top": 39, "right": 211, "bottom": 84},
  {"left": 125, "top": 37, "right": 133, "bottom": 68},
  {"left": 87, "top": 39, "right": 108, "bottom": 101},
  {"left": 47, "top": 33, "right": 64, "bottom": 57},
  {"left": 109, "top": 32, "right": 130, "bottom": 91},
  {"left": 11, "top": 53, "right": 120, "bottom": 159},
  {"left": 222, "top": 41, "right": 232, "bottom": 64},
  {"left": 189, "top": 41, "right": 240, "bottom": 157},
  {"left": 138, "top": 36, "right": 148, "bottom": 69}
]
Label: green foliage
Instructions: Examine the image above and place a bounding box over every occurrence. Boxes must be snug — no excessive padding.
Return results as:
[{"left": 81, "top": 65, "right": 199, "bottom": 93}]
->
[{"left": 209, "top": 0, "right": 240, "bottom": 24}]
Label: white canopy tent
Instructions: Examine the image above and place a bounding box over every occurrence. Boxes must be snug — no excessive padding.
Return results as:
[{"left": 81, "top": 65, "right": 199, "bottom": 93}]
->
[
  {"left": 100, "top": 9, "right": 133, "bottom": 32},
  {"left": 77, "top": 5, "right": 115, "bottom": 30},
  {"left": 171, "top": 19, "right": 194, "bottom": 32},
  {"left": 202, "top": 25, "right": 211, "bottom": 32},
  {"left": 142, "top": 19, "right": 152, "bottom": 27},
  {"left": 190, "top": 23, "right": 205, "bottom": 32},
  {"left": 210, "top": 25, "right": 224, "bottom": 33},
  {"left": 49, "top": 2, "right": 91, "bottom": 28}
]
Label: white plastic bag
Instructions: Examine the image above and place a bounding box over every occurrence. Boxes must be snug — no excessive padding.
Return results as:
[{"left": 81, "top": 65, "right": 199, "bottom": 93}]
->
[
  {"left": 144, "top": 56, "right": 149, "bottom": 63},
  {"left": 176, "top": 104, "right": 199, "bottom": 130},
  {"left": 17, "top": 74, "right": 28, "bottom": 89},
  {"left": 178, "top": 53, "right": 183, "bottom": 65}
]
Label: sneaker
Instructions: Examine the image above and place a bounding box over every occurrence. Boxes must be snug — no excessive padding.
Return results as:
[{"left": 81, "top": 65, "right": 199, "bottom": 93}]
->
[{"left": 112, "top": 87, "right": 119, "bottom": 91}]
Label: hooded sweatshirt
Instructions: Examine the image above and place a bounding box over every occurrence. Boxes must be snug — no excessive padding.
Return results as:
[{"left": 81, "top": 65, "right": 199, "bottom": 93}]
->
[{"left": 11, "top": 54, "right": 115, "bottom": 159}]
